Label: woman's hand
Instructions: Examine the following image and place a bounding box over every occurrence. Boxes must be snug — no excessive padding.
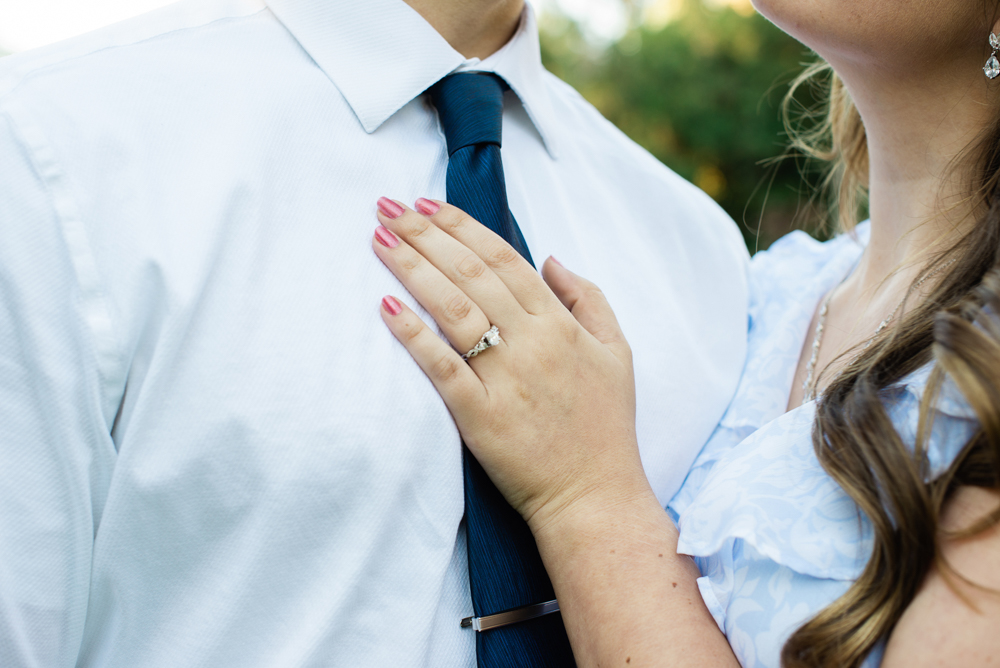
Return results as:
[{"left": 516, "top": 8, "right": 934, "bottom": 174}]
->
[
  {"left": 371, "top": 197, "right": 738, "bottom": 667},
  {"left": 371, "top": 197, "right": 649, "bottom": 532}
]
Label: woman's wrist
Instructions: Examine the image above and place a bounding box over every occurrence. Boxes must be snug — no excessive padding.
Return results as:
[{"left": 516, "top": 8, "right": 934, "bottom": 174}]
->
[
  {"left": 525, "top": 457, "right": 665, "bottom": 553},
  {"left": 523, "top": 459, "right": 735, "bottom": 668}
]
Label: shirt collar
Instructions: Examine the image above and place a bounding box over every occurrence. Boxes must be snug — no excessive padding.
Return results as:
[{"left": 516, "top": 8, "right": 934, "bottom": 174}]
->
[{"left": 264, "top": 0, "right": 559, "bottom": 158}]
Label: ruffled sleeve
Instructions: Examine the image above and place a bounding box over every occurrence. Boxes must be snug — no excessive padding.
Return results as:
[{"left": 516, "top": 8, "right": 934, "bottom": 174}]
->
[
  {"left": 884, "top": 364, "right": 979, "bottom": 480},
  {"left": 670, "top": 220, "right": 976, "bottom": 580},
  {"left": 664, "top": 223, "right": 980, "bottom": 668},
  {"left": 669, "top": 225, "right": 869, "bottom": 522},
  {"left": 683, "top": 374, "right": 976, "bottom": 668}
]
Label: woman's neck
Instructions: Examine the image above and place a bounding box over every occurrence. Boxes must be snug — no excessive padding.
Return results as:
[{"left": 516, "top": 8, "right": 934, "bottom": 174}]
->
[
  {"left": 836, "top": 53, "right": 994, "bottom": 296},
  {"left": 785, "top": 46, "right": 998, "bottom": 411}
]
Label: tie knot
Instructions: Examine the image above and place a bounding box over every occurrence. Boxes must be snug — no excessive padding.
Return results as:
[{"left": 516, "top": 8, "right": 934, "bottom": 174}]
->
[{"left": 428, "top": 73, "right": 507, "bottom": 156}]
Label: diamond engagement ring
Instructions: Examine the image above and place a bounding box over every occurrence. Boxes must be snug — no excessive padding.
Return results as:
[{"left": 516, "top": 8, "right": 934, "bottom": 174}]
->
[{"left": 462, "top": 326, "right": 502, "bottom": 361}]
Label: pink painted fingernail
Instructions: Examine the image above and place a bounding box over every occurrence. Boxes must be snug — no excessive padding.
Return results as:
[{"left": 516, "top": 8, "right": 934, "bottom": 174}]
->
[
  {"left": 550, "top": 256, "right": 564, "bottom": 267},
  {"left": 415, "top": 198, "right": 440, "bottom": 216},
  {"left": 377, "top": 197, "right": 405, "bottom": 219},
  {"left": 375, "top": 225, "right": 400, "bottom": 248},
  {"left": 382, "top": 296, "right": 402, "bottom": 316}
]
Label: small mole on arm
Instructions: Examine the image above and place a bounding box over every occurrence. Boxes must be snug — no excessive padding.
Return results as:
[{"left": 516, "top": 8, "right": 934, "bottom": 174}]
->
[
  {"left": 672, "top": 582, "right": 677, "bottom": 588},
  {"left": 610, "top": 549, "right": 616, "bottom": 554},
  {"left": 626, "top": 658, "right": 630, "bottom": 664},
  {"left": 658, "top": 554, "right": 663, "bottom": 557}
]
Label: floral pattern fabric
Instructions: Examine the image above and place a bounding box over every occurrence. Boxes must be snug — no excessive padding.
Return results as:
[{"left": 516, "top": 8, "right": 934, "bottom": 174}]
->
[{"left": 667, "top": 223, "right": 979, "bottom": 667}]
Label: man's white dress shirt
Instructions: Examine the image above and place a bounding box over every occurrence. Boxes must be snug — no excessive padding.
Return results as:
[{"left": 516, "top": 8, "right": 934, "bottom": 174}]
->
[{"left": 0, "top": 0, "right": 749, "bottom": 665}]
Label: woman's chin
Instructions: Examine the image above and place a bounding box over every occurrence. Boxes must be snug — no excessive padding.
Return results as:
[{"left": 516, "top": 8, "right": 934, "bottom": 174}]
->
[
  {"left": 749, "top": 0, "right": 828, "bottom": 55},
  {"left": 750, "top": 0, "right": 983, "bottom": 76}
]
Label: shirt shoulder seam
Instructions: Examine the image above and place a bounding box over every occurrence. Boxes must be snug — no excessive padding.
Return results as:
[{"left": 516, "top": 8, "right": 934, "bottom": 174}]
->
[{"left": 0, "top": 0, "right": 268, "bottom": 103}]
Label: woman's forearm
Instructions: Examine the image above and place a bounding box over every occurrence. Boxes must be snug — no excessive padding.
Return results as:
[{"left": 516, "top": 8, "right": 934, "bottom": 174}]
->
[{"left": 529, "top": 476, "right": 739, "bottom": 668}]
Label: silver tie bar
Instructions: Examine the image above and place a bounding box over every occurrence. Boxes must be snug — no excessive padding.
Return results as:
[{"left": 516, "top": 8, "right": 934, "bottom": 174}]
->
[{"left": 460, "top": 600, "right": 560, "bottom": 632}]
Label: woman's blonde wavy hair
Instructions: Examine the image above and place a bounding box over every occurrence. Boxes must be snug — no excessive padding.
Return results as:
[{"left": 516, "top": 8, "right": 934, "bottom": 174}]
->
[{"left": 777, "top": 40, "right": 1000, "bottom": 668}]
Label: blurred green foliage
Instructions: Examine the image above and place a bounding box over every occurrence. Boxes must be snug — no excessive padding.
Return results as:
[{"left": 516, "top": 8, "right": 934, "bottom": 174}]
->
[{"left": 539, "top": 0, "right": 826, "bottom": 251}]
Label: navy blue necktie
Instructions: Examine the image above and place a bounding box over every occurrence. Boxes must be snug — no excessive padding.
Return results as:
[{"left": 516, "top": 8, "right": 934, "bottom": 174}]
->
[{"left": 428, "top": 73, "right": 575, "bottom": 668}]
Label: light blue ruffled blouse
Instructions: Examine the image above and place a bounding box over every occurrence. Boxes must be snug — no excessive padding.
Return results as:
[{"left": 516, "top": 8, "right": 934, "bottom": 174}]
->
[{"left": 667, "top": 223, "right": 979, "bottom": 668}]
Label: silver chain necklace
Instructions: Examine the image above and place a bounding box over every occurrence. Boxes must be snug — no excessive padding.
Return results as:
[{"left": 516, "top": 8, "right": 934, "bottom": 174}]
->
[{"left": 802, "top": 258, "right": 957, "bottom": 402}]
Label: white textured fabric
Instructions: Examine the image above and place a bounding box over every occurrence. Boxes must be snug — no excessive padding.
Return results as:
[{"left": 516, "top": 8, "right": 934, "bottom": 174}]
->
[
  {"left": 0, "top": 1, "right": 749, "bottom": 665},
  {"left": 669, "top": 223, "right": 979, "bottom": 668}
]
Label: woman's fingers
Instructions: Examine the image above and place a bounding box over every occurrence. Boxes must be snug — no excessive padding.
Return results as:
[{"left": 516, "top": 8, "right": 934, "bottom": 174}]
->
[
  {"left": 413, "top": 199, "right": 565, "bottom": 316},
  {"left": 373, "top": 222, "right": 494, "bottom": 356},
  {"left": 380, "top": 295, "right": 487, "bottom": 415},
  {"left": 541, "top": 257, "right": 631, "bottom": 361},
  {"left": 377, "top": 199, "right": 529, "bottom": 329}
]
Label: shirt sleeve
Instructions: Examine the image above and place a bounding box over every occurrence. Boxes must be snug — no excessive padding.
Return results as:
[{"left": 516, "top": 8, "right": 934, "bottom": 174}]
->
[{"left": 0, "top": 109, "right": 116, "bottom": 667}]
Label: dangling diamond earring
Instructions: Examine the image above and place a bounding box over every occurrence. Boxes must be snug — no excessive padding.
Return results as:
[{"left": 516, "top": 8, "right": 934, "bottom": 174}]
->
[{"left": 985, "top": 33, "right": 1000, "bottom": 80}]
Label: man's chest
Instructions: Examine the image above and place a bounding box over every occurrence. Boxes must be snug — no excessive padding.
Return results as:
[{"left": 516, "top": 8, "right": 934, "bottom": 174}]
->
[{"left": 84, "top": 98, "right": 738, "bottom": 511}]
